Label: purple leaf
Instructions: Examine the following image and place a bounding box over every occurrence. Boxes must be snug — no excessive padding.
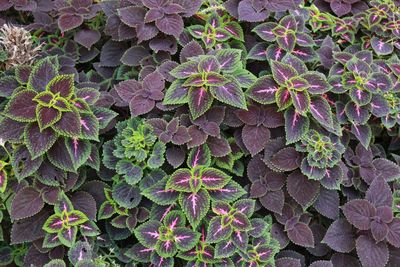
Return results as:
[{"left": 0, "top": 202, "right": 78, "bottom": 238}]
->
[
  {"left": 173, "top": 227, "right": 200, "bottom": 251},
  {"left": 301, "top": 72, "right": 330, "bottom": 94},
  {"left": 242, "top": 124, "right": 270, "bottom": 156},
  {"left": 287, "top": 222, "right": 315, "bottom": 248},
  {"left": 11, "top": 146, "right": 43, "bottom": 180},
  {"left": 187, "top": 145, "right": 211, "bottom": 168},
  {"left": 371, "top": 37, "right": 394, "bottom": 56},
  {"left": 314, "top": 188, "right": 339, "bottom": 219},
  {"left": 330, "top": 0, "right": 351, "bottom": 16},
  {"left": 10, "top": 186, "right": 43, "bottom": 221},
  {"left": 0, "top": 75, "right": 19, "bottom": 97},
  {"left": 198, "top": 57, "right": 220, "bottom": 73},
  {"left": 366, "top": 178, "right": 393, "bottom": 207},
  {"left": 142, "top": 177, "right": 179, "bottom": 205},
  {"left": 99, "top": 40, "right": 128, "bottom": 67},
  {"left": 156, "top": 14, "right": 183, "bottom": 37},
  {"left": 37, "top": 107, "right": 61, "bottom": 130},
  {"left": 287, "top": 170, "right": 320, "bottom": 208},
  {"left": 309, "top": 261, "right": 333, "bottom": 267},
  {"left": 117, "top": 6, "right": 146, "bottom": 27},
  {"left": 11, "top": 209, "right": 51, "bottom": 245},
  {"left": 47, "top": 139, "right": 75, "bottom": 172},
  {"left": 201, "top": 168, "right": 231, "bottom": 189},
  {"left": 387, "top": 218, "right": 400, "bottom": 248},
  {"left": 373, "top": 158, "right": 400, "bottom": 182},
  {"left": 121, "top": 46, "right": 150, "bottom": 67},
  {"left": 269, "top": 147, "right": 300, "bottom": 171},
  {"left": 24, "top": 123, "right": 57, "bottom": 159},
  {"left": 206, "top": 216, "right": 232, "bottom": 243},
  {"left": 342, "top": 199, "right": 375, "bottom": 230},
  {"left": 322, "top": 219, "right": 355, "bottom": 253},
  {"left": 259, "top": 190, "right": 285, "bottom": 214},
  {"left": 74, "top": 28, "right": 100, "bottom": 50},
  {"left": 58, "top": 14, "right": 83, "bottom": 32},
  {"left": 291, "top": 90, "right": 310, "bottom": 114},
  {"left": 276, "top": 258, "right": 301, "bottom": 267},
  {"left": 370, "top": 95, "right": 390, "bottom": 118},
  {"left": 207, "top": 136, "right": 231, "bottom": 158},
  {"left": 208, "top": 180, "right": 245, "bottom": 202},
  {"left": 134, "top": 220, "right": 162, "bottom": 247},
  {"left": 188, "top": 87, "right": 213, "bottom": 119},
  {"left": 276, "top": 31, "right": 296, "bottom": 52},
  {"left": 238, "top": 0, "right": 268, "bottom": 22},
  {"left": 253, "top": 22, "right": 277, "bottom": 42},
  {"left": 215, "top": 49, "right": 242, "bottom": 73},
  {"left": 351, "top": 124, "right": 371, "bottom": 149},
  {"left": 167, "top": 168, "right": 192, "bottom": 192},
  {"left": 356, "top": 235, "right": 389, "bottom": 267}
]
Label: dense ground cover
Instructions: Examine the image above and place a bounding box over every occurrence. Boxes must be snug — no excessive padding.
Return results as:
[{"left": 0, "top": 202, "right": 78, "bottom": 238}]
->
[{"left": 1, "top": 0, "right": 400, "bottom": 266}]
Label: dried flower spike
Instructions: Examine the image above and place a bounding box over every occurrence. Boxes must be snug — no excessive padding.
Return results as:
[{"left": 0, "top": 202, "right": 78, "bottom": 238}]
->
[{"left": 0, "top": 24, "right": 41, "bottom": 69}]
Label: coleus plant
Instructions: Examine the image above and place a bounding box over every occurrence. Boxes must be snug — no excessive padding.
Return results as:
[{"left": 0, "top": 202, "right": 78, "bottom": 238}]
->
[
  {"left": 102, "top": 118, "right": 165, "bottom": 185},
  {"left": 166, "top": 145, "right": 246, "bottom": 228},
  {"left": 0, "top": 56, "right": 115, "bottom": 179},
  {"left": 205, "top": 198, "right": 280, "bottom": 267},
  {"left": 296, "top": 129, "right": 346, "bottom": 180},
  {"left": 188, "top": 11, "right": 244, "bottom": 49},
  {"left": 163, "top": 48, "right": 252, "bottom": 119},
  {"left": 252, "top": 14, "right": 316, "bottom": 60},
  {"left": 4, "top": 0, "right": 400, "bottom": 266},
  {"left": 42, "top": 192, "right": 98, "bottom": 248},
  {"left": 132, "top": 210, "right": 200, "bottom": 264},
  {"left": 247, "top": 54, "right": 335, "bottom": 143}
]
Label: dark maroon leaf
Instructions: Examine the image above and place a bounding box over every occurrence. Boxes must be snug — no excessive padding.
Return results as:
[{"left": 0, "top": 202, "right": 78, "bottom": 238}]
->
[
  {"left": 313, "top": 188, "right": 339, "bottom": 219},
  {"left": 10, "top": 187, "right": 43, "bottom": 221},
  {"left": 242, "top": 124, "right": 270, "bottom": 156},
  {"left": 322, "top": 219, "right": 355, "bottom": 253},
  {"left": 287, "top": 222, "right": 315, "bottom": 248},
  {"left": 287, "top": 171, "right": 320, "bottom": 208},
  {"left": 74, "top": 28, "right": 101, "bottom": 49},
  {"left": 356, "top": 235, "right": 389, "bottom": 267},
  {"left": 342, "top": 199, "right": 375, "bottom": 230}
]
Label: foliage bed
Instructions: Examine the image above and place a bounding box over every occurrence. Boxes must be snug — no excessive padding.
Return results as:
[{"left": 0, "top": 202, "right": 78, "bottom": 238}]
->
[{"left": 1, "top": 0, "right": 400, "bottom": 266}]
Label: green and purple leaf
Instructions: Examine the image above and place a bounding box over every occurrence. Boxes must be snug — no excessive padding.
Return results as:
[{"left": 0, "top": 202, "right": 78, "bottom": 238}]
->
[
  {"left": 173, "top": 227, "right": 200, "bottom": 251},
  {"left": 4, "top": 90, "right": 37, "bottom": 122},
  {"left": 46, "top": 74, "right": 74, "bottom": 99},
  {"left": 284, "top": 108, "right": 309, "bottom": 144},
  {"left": 134, "top": 220, "right": 162, "bottom": 247},
  {"left": 167, "top": 168, "right": 192, "bottom": 192},
  {"left": 309, "top": 97, "right": 334, "bottom": 128},
  {"left": 179, "top": 189, "right": 210, "bottom": 228},
  {"left": 200, "top": 167, "right": 231, "bottom": 189},
  {"left": 271, "top": 61, "right": 297, "bottom": 85},
  {"left": 58, "top": 226, "right": 78, "bottom": 247},
  {"left": 187, "top": 145, "right": 211, "bottom": 168},
  {"left": 188, "top": 87, "right": 213, "bottom": 119},
  {"left": 215, "top": 49, "right": 242, "bottom": 73},
  {"left": 24, "top": 123, "right": 58, "bottom": 159},
  {"left": 210, "top": 80, "right": 247, "bottom": 110}
]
